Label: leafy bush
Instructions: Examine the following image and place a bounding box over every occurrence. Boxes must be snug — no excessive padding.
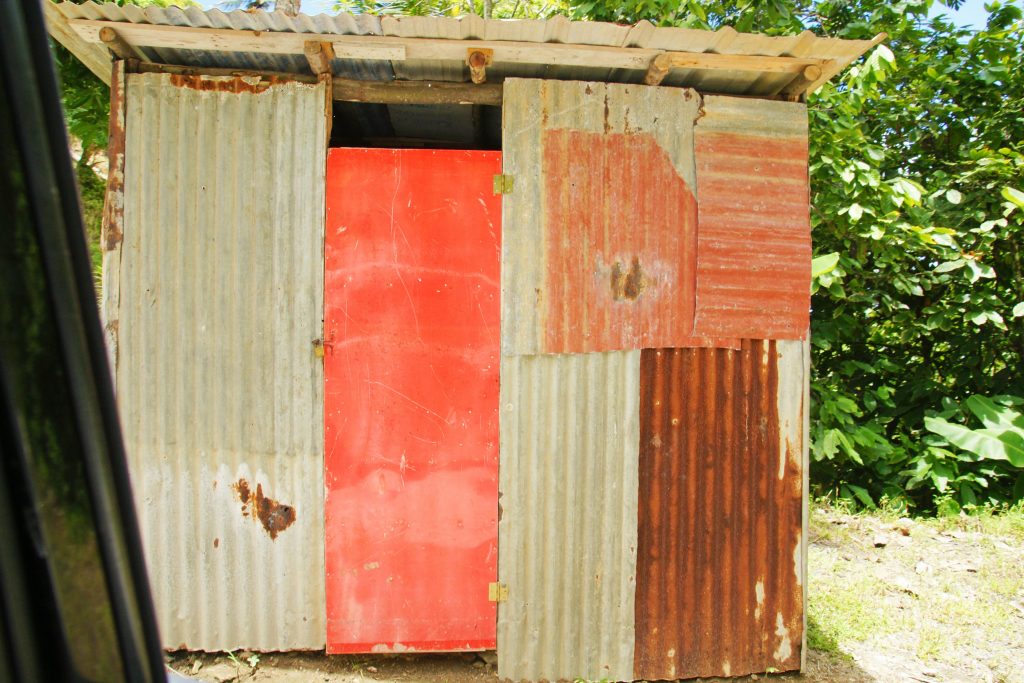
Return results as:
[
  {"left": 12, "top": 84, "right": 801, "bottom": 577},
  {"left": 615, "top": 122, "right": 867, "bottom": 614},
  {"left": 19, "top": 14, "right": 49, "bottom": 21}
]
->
[{"left": 918, "top": 395, "right": 1024, "bottom": 512}]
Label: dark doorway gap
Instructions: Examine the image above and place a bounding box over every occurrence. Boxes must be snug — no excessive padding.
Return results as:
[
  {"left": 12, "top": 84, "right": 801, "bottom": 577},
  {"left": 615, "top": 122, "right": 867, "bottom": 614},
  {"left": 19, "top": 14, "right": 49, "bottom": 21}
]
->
[{"left": 330, "top": 100, "right": 502, "bottom": 150}]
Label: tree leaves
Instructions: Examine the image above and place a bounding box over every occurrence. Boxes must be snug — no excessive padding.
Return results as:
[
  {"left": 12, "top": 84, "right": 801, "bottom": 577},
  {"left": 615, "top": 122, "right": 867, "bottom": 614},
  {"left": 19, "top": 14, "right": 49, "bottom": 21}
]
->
[
  {"left": 924, "top": 415, "right": 1024, "bottom": 467},
  {"left": 811, "top": 252, "right": 840, "bottom": 278},
  {"left": 1002, "top": 186, "right": 1024, "bottom": 210}
]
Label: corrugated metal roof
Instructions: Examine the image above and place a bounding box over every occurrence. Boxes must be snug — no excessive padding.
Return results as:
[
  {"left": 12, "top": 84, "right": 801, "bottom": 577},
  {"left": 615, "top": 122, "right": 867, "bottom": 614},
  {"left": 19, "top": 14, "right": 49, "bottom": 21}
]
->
[
  {"left": 113, "top": 72, "right": 327, "bottom": 650},
  {"left": 50, "top": 1, "right": 880, "bottom": 96},
  {"left": 497, "top": 351, "right": 640, "bottom": 682},
  {"left": 692, "top": 95, "right": 811, "bottom": 340},
  {"left": 634, "top": 340, "right": 806, "bottom": 680}
]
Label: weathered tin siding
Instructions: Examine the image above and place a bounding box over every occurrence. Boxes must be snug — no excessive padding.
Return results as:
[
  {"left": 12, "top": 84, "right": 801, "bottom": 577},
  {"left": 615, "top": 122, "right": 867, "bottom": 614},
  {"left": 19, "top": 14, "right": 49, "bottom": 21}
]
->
[
  {"left": 113, "top": 72, "right": 327, "bottom": 650},
  {"left": 634, "top": 340, "right": 806, "bottom": 680},
  {"left": 692, "top": 96, "right": 811, "bottom": 340},
  {"left": 501, "top": 78, "right": 705, "bottom": 356},
  {"left": 497, "top": 351, "right": 640, "bottom": 682}
]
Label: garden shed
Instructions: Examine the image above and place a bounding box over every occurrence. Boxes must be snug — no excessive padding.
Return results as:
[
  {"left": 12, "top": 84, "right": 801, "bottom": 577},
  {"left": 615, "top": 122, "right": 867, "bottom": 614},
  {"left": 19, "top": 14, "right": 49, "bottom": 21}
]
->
[{"left": 47, "top": 2, "right": 882, "bottom": 680}]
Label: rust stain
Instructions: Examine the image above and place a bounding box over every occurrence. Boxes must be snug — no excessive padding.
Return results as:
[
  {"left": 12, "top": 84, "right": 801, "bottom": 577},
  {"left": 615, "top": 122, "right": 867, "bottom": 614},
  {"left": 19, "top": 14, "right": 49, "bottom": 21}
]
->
[
  {"left": 635, "top": 341, "right": 804, "bottom": 680},
  {"left": 232, "top": 478, "right": 296, "bottom": 540},
  {"left": 168, "top": 74, "right": 280, "bottom": 94},
  {"left": 213, "top": 538, "right": 219, "bottom": 548},
  {"left": 610, "top": 257, "right": 645, "bottom": 301}
]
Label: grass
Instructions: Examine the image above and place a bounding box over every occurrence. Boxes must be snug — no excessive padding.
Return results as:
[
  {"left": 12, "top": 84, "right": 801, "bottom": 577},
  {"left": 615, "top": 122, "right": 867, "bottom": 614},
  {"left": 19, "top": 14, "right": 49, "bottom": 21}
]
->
[{"left": 806, "top": 500, "right": 1024, "bottom": 681}]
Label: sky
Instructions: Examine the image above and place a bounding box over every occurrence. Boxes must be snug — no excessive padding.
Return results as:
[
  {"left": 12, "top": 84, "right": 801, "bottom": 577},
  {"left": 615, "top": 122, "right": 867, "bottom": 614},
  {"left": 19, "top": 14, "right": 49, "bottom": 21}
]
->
[
  {"left": 198, "top": 0, "right": 994, "bottom": 27},
  {"left": 928, "top": 0, "right": 993, "bottom": 29}
]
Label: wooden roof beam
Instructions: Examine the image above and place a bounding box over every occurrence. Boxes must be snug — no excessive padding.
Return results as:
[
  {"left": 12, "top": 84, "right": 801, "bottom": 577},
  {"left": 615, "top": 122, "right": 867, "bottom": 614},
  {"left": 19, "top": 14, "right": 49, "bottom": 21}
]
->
[
  {"left": 334, "top": 77, "right": 502, "bottom": 106},
  {"left": 43, "top": 3, "right": 112, "bottom": 84}
]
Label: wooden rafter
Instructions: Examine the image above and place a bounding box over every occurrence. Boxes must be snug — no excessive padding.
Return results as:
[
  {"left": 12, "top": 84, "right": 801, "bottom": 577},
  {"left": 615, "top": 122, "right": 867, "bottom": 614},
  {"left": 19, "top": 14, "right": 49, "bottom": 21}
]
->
[
  {"left": 99, "top": 27, "right": 146, "bottom": 62},
  {"left": 304, "top": 41, "right": 335, "bottom": 76}
]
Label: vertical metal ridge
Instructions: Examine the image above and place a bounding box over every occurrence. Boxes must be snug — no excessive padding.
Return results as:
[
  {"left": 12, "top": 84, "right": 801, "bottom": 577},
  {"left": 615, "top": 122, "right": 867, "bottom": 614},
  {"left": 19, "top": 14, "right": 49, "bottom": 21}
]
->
[
  {"left": 635, "top": 341, "right": 805, "bottom": 680},
  {"left": 497, "top": 351, "right": 639, "bottom": 682},
  {"left": 115, "top": 72, "right": 326, "bottom": 650}
]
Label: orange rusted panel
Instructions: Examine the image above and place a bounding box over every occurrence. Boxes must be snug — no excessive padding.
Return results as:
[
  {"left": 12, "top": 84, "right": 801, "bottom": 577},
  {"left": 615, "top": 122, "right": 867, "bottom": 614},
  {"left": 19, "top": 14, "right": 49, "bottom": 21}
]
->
[
  {"left": 692, "top": 97, "right": 811, "bottom": 340},
  {"left": 324, "top": 148, "right": 501, "bottom": 654},
  {"left": 635, "top": 342, "right": 804, "bottom": 680},
  {"left": 542, "top": 129, "right": 701, "bottom": 353}
]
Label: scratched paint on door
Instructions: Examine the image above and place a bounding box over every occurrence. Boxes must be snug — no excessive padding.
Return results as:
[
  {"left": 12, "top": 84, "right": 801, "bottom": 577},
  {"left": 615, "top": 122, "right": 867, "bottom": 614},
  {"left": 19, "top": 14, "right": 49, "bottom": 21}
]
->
[{"left": 324, "top": 148, "right": 501, "bottom": 653}]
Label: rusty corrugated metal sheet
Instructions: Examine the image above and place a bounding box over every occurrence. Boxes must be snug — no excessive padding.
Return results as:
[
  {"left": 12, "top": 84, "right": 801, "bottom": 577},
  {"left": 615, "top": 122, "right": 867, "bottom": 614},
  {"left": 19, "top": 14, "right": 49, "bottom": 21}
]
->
[
  {"left": 634, "top": 340, "right": 805, "bottom": 680},
  {"left": 542, "top": 128, "right": 699, "bottom": 353},
  {"left": 501, "top": 78, "right": 708, "bottom": 356},
  {"left": 497, "top": 351, "right": 640, "bottom": 682},
  {"left": 113, "top": 71, "right": 328, "bottom": 650},
  {"left": 51, "top": 2, "right": 881, "bottom": 97},
  {"left": 692, "top": 95, "right": 811, "bottom": 340}
]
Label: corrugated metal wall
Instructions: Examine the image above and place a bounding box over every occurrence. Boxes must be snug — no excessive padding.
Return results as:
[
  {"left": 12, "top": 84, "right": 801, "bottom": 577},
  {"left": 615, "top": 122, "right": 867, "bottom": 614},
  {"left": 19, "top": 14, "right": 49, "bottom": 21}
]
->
[
  {"left": 112, "top": 72, "right": 328, "bottom": 650},
  {"left": 692, "top": 96, "right": 811, "bottom": 340},
  {"left": 499, "top": 79, "right": 811, "bottom": 682},
  {"left": 497, "top": 352, "right": 640, "bottom": 682},
  {"left": 105, "top": 71, "right": 811, "bottom": 670},
  {"left": 634, "top": 341, "right": 806, "bottom": 680},
  {"left": 500, "top": 79, "right": 702, "bottom": 356}
]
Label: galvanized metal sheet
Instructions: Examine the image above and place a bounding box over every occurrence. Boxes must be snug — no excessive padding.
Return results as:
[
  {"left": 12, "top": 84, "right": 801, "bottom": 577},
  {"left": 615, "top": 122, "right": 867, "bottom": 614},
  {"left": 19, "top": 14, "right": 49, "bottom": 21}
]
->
[
  {"left": 323, "top": 148, "right": 502, "bottom": 654},
  {"left": 115, "top": 71, "right": 327, "bottom": 650},
  {"left": 692, "top": 95, "right": 811, "bottom": 340},
  {"left": 53, "top": 3, "right": 880, "bottom": 98},
  {"left": 497, "top": 351, "right": 640, "bottom": 682},
  {"left": 501, "top": 78, "right": 705, "bottom": 356},
  {"left": 634, "top": 341, "right": 805, "bottom": 680}
]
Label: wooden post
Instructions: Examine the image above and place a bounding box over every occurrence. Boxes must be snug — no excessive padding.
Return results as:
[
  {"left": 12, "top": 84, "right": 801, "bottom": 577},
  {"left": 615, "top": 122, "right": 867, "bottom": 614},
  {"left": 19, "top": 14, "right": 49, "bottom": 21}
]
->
[
  {"left": 644, "top": 53, "right": 673, "bottom": 86},
  {"left": 779, "top": 63, "right": 824, "bottom": 100},
  {"left": 304, "top": 41, "right": 335, "bottom": 77},
  {"left": 99, "top": 26, "right": 144, "bottom": 61},
  {"left": 467, "top": 48, "right": 492, "bottom": 85}
]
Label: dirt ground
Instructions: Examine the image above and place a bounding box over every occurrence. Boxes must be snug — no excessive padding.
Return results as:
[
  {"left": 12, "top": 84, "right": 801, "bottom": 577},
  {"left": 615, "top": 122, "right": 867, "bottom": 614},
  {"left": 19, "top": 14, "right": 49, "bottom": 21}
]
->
[
  {"left": 167, "top": 650, "right": 870, "bottom": 683},
  {"left": 166, "top": 506, "right": 1024, "bottom": 683}
]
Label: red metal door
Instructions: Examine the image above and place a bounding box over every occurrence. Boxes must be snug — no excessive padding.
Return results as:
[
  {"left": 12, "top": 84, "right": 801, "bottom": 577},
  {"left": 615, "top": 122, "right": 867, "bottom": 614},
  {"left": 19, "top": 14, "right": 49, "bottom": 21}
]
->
[{"left": 324, "top": 148, "right": 501, "bottom": 653}]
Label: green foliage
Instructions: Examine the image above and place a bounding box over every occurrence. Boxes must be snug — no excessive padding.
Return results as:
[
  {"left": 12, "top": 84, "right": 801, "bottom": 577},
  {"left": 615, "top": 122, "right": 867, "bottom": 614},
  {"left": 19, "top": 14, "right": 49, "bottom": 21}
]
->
[
  {"left": 569, "top": 0, "right": 1024, "bottom": 512},
  {"left": 806, "top": 1, "right": 1024, "bottom": 512},
  {"left": 54, "top": 41, "right": 108, "bottom": 154},
  {"left": 75, "top": 157, "right": 106, "bottom": 283}
]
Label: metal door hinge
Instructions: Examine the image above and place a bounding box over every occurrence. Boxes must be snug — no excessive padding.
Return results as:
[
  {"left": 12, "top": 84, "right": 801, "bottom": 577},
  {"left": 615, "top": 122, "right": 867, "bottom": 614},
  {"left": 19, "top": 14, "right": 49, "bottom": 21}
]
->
[
  {"left": 493, "top": 174, "right": 513, "bottom": 195},
  {"left": 312, "top": 337, "right": 333, "bottom": 358},
  {"left": 488, "top": 582, "right": 508, "bottom": 602}
]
